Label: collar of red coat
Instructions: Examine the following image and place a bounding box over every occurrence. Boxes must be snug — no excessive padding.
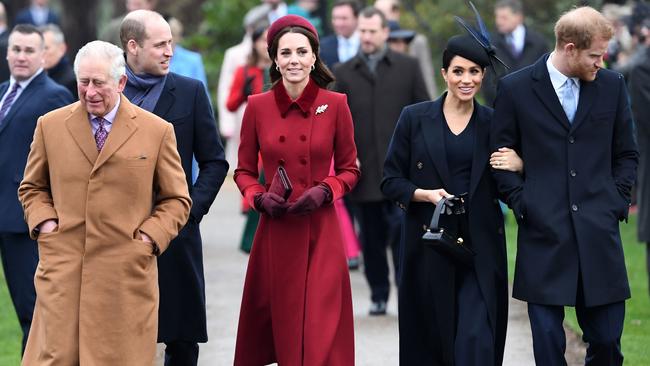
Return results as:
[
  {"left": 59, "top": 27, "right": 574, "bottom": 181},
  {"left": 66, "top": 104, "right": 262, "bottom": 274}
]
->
[{"left": 273, "top": 77, "right": 319, "bottom": 118}]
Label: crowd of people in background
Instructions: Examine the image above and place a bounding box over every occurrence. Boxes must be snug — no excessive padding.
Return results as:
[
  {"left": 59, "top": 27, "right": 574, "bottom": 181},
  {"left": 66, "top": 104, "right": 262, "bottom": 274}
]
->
[{"left": 0, "top": 0, "right": 648, "bottom": 365}]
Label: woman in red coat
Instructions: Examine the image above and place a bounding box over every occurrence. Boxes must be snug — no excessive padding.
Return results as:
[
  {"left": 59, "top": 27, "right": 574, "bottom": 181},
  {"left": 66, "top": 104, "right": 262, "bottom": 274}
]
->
[{"left": 233, "top": 15, "right": 360, "bottom": 366}]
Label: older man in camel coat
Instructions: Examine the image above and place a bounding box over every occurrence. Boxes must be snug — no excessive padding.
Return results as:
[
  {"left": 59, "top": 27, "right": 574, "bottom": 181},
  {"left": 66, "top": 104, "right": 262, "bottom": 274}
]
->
[{"left": 18, "top": 40, "right": 191, "bottom": 365}]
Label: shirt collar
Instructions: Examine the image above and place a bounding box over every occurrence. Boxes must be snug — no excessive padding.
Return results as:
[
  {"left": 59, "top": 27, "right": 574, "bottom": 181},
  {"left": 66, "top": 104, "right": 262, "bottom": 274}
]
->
[
  {"left": 10, "top": 68, "right": 43, "bottom": 91},
  {"left": 546, "top": 52, "right": 579, "bottom": 92},
  {"left": 273, "top": 77, "right": 320, "bottom": 118},
  {"left": 90, "top": 95, "right": 121, "bottom": 124},
  {"left": 510, "top": 24, "right": 525, "bottom": 46},
  {"left": 337, "top": 32, "right": 359, "bottom": 46}
]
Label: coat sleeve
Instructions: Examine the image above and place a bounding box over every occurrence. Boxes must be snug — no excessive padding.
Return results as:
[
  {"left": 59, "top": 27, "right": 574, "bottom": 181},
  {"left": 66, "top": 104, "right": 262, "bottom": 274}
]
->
[
  {"left": 190, "top": 81, "right": 229, "bottom": 223},
  {"left": 18, "top": 118, "right": 58, "bottom": 238},
  {"left": 139, "top": 124, "right": 192, "bottom": 253},
  {"left": 611, "top": 74, "right": 639, "bottom": 217},
  {"left": 322, "top": 94, "right": 360, "bottom": 201},
  {"left": 234, "top": 98, "right": 265, "bottom": 206},
  {"left": 381, "top": 106, "right": 419, "bottom": 211},
  {"left": 226, "top": 66, "right": 246, "bottom": 112},
  {"left": 490, "top": 79, "right": 526, "bottom": 222}
]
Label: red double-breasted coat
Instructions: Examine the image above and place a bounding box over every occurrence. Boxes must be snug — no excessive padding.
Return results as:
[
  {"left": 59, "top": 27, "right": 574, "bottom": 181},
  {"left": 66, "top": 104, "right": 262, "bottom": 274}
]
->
[{"left": 234, "top": 78, "right": 359, "bottom": 366}]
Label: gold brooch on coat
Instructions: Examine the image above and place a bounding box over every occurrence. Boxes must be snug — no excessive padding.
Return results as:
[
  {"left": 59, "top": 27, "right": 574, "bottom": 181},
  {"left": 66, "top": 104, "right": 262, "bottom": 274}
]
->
[{"left": 315, "top": 104, "right": 328, "bottom": 115}]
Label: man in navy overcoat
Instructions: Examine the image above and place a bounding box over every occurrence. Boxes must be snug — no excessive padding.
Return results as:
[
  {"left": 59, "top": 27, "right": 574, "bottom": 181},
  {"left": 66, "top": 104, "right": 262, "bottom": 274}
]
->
[
  {"left": 491, "top": 7, "right": 638, "bottom": 365},
  {"left": 121, "top": 10, "right": 228, "bottom": 365},
  {"left": 0, "top": 24, "right": 72, "bottom": 353}
]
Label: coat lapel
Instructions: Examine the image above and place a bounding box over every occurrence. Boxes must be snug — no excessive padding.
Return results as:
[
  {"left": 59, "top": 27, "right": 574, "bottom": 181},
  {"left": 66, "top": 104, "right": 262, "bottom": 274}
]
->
[
  {"left": 420, "top": 97, "right": 452, "bottom": 189},
  {"left": 65, "top": 102, "right": 99, "bottom": 165},
  {"left": 468, "top": 105, "right": 490, "bottom": 201},
  {"left": 153, "top": 74, "right": 175, "bottom": 119},
  {"left": 531, "top": 55, "right": 571, "bottom": 131},
  {"left": 91, "top": 95, "right": 138, "bottom": 174},
  {"left": 0, "top": 73, "right": 45, "bottom": 135},
  {"left": 570, "top": 78, "right": 597, "bottom": 131}
]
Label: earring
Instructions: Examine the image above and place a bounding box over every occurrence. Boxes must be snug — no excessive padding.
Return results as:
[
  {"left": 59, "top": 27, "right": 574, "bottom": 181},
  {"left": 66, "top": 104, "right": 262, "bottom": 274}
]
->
[
  {"left": 310, "top": 64, "right": 315, "bottom": 71},
  {"left": 276, "top": 65, "right": 280, "bottom": 72}
]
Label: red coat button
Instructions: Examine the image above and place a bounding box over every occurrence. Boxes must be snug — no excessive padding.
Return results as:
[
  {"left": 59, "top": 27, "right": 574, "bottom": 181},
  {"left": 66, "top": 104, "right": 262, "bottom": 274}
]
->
[
  {"left": 279, "top": 135, "right": 286, "bottom": 142},
  {"left": 300, "top": 158, "right": 307, "bottom": 165},
  {"left": 300, "top": 135, "right": 307, "bottom": 141},
  {"left": 278, "top": 159, "right": 285, "bottom": 165}
]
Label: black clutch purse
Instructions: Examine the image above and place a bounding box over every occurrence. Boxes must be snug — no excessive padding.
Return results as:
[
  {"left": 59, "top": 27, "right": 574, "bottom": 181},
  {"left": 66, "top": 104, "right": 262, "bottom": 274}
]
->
[{"left": 422, "top": 196, "right": 476, "bottom": 267}]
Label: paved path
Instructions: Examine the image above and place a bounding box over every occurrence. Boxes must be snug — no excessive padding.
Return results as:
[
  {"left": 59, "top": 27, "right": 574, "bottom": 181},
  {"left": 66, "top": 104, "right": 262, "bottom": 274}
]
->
[{"left": 158, "top": 177, "right": 585, "bottom": 365}]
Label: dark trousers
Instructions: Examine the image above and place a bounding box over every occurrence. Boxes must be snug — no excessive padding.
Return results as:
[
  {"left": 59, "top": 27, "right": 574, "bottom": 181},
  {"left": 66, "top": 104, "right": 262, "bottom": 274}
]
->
[
  {"left": 0, "top": 232, "right": 38, "bottom": 353},
  {"left": 356, "top": 200, "right": 401, "bottom": 302},
  {"left": 528, "top": 300, "right": 625, "bottom": 366},
  {"left": 455, "top": 268, "right": 494, "bottom": 366},
  {"left": 164, "top": 341, "right": 199, "bottom": 366}
]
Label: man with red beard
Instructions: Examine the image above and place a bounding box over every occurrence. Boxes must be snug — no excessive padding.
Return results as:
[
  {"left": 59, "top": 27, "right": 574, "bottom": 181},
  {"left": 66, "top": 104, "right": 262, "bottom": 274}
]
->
[{"left": 491, "top": 7, "right": 638, "bottom": 365}]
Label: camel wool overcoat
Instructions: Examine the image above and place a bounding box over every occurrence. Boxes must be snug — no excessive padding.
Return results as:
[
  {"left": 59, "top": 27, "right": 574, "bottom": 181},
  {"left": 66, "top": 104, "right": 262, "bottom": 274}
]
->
[{"left": 18, "top": 95, "right": 191, "bottom": 365}]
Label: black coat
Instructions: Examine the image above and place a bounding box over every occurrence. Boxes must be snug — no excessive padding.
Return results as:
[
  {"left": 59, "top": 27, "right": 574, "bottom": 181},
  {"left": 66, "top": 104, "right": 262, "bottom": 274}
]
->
[
  {"left": 482, "top": 26, "right": 549, "bottom": 106},
  {"left": 334, "top": 49, "right": 429, "bottom": 202},
  {"left": 319, "top": 34, "right": 339, "bottom": 70},
  {"left": 47, "top": 56, "right": 77, "bottom": 99},
  {"left": 382, "top": 96, "right": 507, "bottom": 366},
  {"left": 491, "top": 55, "right": 638, "bottom": 307},
  {"left": 152, "top": 72, "right": 229, "bottom": 342},
  {"left": 629, "top": 48, "right": 650, "bottom": 242}
]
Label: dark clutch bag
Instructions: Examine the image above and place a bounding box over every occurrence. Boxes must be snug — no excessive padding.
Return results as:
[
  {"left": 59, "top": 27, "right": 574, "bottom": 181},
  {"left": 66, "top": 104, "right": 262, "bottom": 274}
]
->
[
  {"left": 268, "top": 166, "right": 293, "bottom": 200},
  {"left": 422, "top": 196, "right": 476, "bottom": 267}
]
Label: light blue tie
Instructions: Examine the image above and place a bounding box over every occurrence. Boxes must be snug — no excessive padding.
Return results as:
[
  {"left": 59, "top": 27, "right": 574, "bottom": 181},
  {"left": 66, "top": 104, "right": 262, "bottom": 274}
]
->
[{"left": 562, "top": 78, "right": 577, "bottom": 123}]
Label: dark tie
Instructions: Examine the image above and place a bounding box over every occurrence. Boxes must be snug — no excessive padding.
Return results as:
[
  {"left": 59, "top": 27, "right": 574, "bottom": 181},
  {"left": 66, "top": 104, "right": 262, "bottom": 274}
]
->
[
  {"left": 0, "top": 83, "right": 21, "bottom": 125},
  {"left": 94, "top": 117, "right": 108, "bottom": 151}
]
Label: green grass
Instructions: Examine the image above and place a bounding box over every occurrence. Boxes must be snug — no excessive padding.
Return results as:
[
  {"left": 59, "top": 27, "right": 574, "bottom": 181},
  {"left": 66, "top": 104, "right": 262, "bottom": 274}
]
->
[
  {"left": 0, "top": 268, "right": 22, "bottom": 365},
  {"left": 505, "top": 213, "right": 650, "bottom": 365}
]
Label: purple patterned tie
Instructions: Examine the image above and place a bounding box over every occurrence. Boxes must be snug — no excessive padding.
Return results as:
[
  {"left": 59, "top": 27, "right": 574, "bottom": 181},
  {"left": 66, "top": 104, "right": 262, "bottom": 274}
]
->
[
  {"left": 94, "top": 117, "right": 108, "bottom": 151},
  {"left": 0, "top": 83, "right": 21, "bottom": 125}
]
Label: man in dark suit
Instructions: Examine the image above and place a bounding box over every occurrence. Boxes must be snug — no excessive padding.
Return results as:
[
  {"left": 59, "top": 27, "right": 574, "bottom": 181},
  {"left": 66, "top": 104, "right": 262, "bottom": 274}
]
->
[
  {"left": 121, "top": 10, "right": 228, "bottom": 365},
  {"left": 482, "top": 0, "right": 548, "bottom": 106},
  {"left": 334, "top": 6, "right": 428, "bottom": 315},
  {"left": 14, "top": 0, "right": 60, "bottom": 26},
  {"left": 491, "top": 7, "right": 638, "bottom": 365},
  {"left": 40, "top": 24, "right": 76, "bottom": 98},
  {"left": 0, "top": 23, "right": 73, "bottom": 354},
  {"left": 320, "top": 0, "right": 360, "bottom": 70}
]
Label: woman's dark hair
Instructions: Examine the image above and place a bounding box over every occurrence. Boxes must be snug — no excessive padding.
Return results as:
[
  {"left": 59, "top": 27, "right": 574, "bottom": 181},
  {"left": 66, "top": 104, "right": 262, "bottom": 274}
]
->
[
  {"left": 268, "top": 26, "right": 335, "bottom": 89},
  {"left": 247, "top": 25, "right": 268, "bottom": 67},
  {"left": 441, "top": 48, "right": 487, "bottom": 72}
]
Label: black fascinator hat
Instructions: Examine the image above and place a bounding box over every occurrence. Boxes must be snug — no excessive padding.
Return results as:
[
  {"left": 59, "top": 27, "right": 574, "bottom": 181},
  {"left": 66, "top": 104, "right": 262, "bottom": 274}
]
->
[{"left": 452, "top": 2, "right": 509, "bottom": 75}]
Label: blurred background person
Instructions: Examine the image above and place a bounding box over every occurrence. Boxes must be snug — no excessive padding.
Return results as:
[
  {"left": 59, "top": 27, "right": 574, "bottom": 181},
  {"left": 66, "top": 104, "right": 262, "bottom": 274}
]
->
[
  {"left": 375, "top": 0, "right": 436, "bottom": 99},
  {"left": 628, "top": 17, "right": 650, "bottom": 296},
  {"left": 225, "top": 25, "right": 270, "bottom": 254},
  {"left": 14, "top": 0, "right": 60, "bottom": 27},
  {"left": 387, "top": 21, "right": 415, "bottom": 54},
  {"left": 40, "top": 23, "right": 76, "bottom": 98},
  {"left": 334, "top": 7, "right": 428, "bottom": 316},
  {"left": 481, "top": 0, "right": 549, "bottom": 106},
  {"left": 168, "top": 16, "right": 209, "bottom": 94},
  {"left": 99, "top": 0, "right": 155, "bottom": 47},
  {"left": 0, "top": 3, "right": 9, "bottom": 82},
  {"left": 0, "top": 23, "right": 73, "bottom": 356},
  {"left": 217, "top": 5, "right": 269, "bottom": 170},
  {"left": 320, "top": 0, "right": 360, "bottom": 70},
  {"left": 287, "top": 0, "right": 323, "bottom": 35}
]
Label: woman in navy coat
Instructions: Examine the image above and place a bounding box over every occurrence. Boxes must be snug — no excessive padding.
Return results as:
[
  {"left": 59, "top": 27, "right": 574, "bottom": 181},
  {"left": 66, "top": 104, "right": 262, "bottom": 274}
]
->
[
  {"left": 381, "top": 35, "right": 522, "bottom": 366},
  {"left": 233, "top": 15, "right": 359, "bottom": 365}
]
